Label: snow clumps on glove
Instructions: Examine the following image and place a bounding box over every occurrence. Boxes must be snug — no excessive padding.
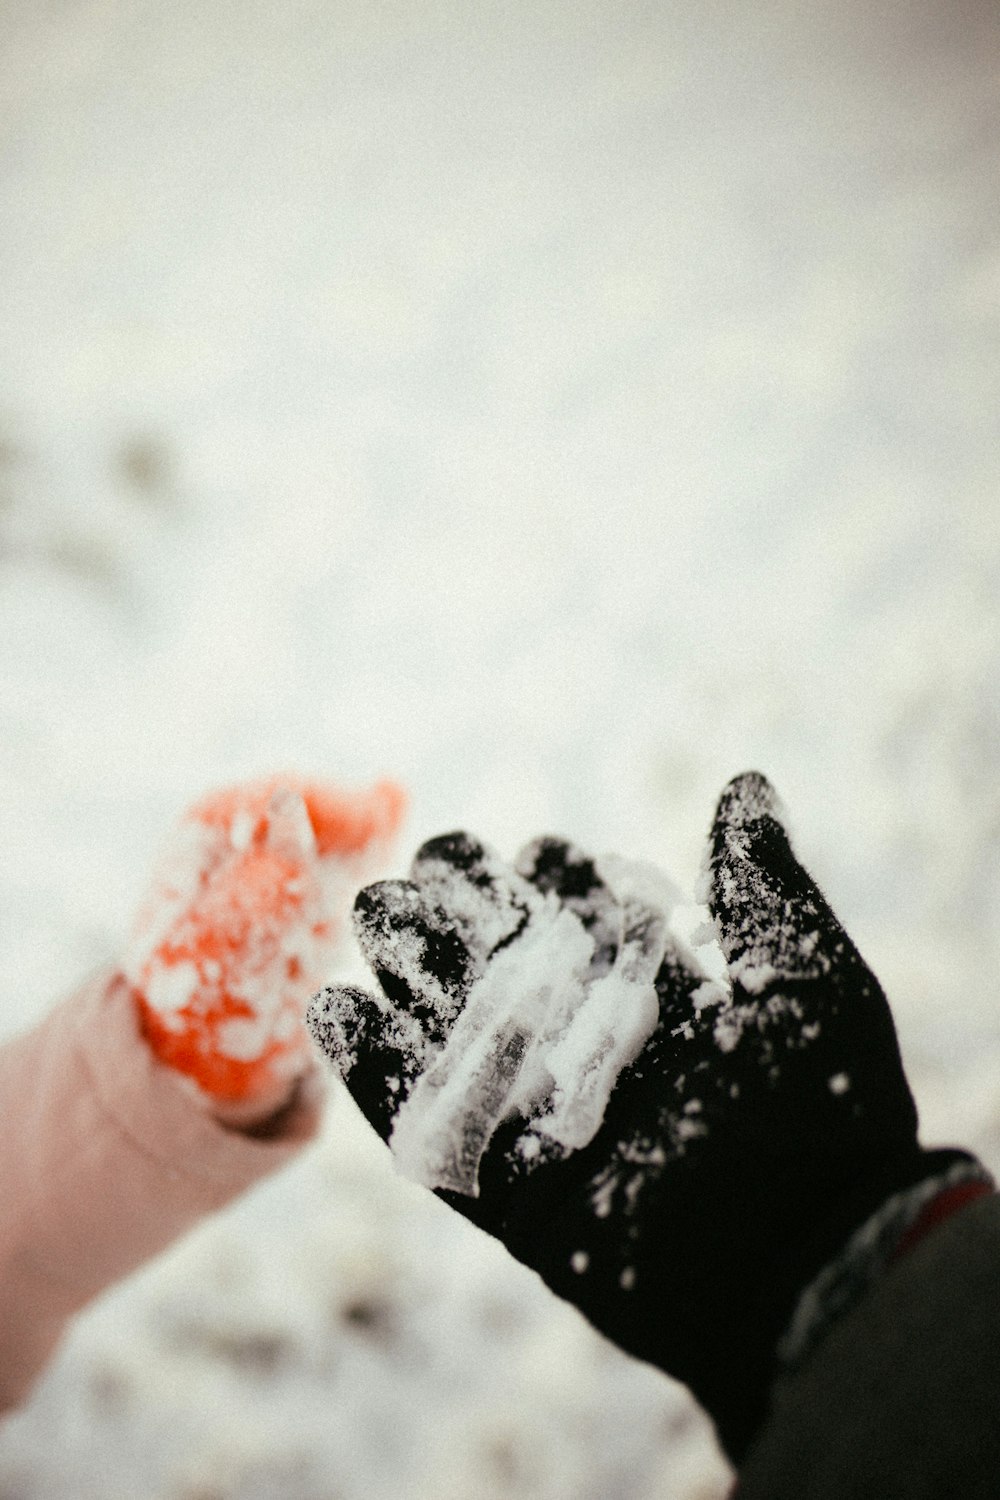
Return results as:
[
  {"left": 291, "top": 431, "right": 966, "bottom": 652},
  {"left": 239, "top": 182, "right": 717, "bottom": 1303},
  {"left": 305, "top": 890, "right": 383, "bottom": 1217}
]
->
[{"left": 124, "top": 774, "right": 405, "bottom": 1108}]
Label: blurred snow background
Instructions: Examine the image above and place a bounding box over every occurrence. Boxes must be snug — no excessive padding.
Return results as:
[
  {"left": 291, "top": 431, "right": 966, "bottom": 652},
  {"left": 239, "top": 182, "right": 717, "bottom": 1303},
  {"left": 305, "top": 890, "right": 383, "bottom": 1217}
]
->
[{"left": 1, "top": 0, "right": 999, "bottom": 1495}]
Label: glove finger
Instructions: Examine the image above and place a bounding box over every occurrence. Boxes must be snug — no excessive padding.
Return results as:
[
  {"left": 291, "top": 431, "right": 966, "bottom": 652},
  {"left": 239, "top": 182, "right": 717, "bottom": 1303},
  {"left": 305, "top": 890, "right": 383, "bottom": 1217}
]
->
[
  {"left": 705, "top": 771, "right": 868, "bottom": 1004},
  {"left": 515, "top": 836, "right": 622, "bottom": 976},
  {"left": 410, "top": 831, "right": 541, "bottom": 965},
  {"left": 308, "top": 985, "right": 426, "bottom": 1141},
  {"left": 353, "top": 838, "right": 540, "bottom": 1045},
  {"left": 704, "top": 771, "right": 917, "bottom": 1136},
  {"left": 345, "top": 838, "right": 562, "bottom": 1197},
  {"left": 368, "top": 833, "right": 614, "bottom": 1198},
  {"left": 352, "top": 879, "right": 477, "bottom": 1045}
]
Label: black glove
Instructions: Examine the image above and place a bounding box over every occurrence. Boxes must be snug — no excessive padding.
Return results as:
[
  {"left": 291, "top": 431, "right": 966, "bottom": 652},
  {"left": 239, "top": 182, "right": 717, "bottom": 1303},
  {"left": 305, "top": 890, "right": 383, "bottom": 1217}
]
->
[{"left": 308, "top": 772, "right": 989, "bottom": 1464}]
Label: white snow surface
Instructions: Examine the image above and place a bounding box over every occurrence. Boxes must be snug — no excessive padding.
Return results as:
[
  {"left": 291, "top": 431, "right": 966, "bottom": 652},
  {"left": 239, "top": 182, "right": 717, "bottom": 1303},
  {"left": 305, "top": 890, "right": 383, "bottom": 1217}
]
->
[{"left": 1, "top": 1, "right": 999, "bottom": 1496}]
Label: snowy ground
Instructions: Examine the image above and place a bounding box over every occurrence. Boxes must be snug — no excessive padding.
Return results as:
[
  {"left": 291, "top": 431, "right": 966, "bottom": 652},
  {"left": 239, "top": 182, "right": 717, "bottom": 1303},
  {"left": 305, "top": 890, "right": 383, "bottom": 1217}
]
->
[{"left": 1, "top": 1, "right": 999, "bottom": 1495}]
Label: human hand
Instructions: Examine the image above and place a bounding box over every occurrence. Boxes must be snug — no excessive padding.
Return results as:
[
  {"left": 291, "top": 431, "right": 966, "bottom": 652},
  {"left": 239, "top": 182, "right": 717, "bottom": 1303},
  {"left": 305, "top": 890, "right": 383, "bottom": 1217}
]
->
[
  {"left": 307, "top": 774, "right": 988, "bottom": 1461},
  {"left": 124, "top": 774, "right": 405, "bottom": 1120}
]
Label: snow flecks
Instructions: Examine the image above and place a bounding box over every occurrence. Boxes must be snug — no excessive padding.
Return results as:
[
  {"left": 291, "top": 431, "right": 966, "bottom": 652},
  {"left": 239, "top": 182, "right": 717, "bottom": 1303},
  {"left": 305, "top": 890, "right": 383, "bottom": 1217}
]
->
[
  {"left": 729, "top": 958, "right": 779, "bottom": 995},
  {"left": 672, "top": 1116, "right": 707, "bottom": 1145},
  {"left": 690, "top": 979, "right": 727, "bottom": 1013},
  {"left": 619, "top": 1266, "right": 636, "bottom": 1291},
  {"left": 570, "top": 1251, "right": 589, "bottom": 1274},
  {"left": 713, "top": 1008, "right": 746, "bottom": 1054},
  {"left": 587, "top": 1139, "right": 667, "bottom": 1222},
  {"left": 828, "top": 1072, "right": 851, "bottom": 1095},
  {"left": 590, "top": 1170, "right": 618, "bottom": 1221},
  {"left": 709, "top": 982, "right": 825, "bottom": 1059},
  {"left": 719, "top": 912, "right": 833, "bottom": 996},
  {"left": 619, "top": 1138, "right": 666, "bottom": 1172},
  {"left": 624, "top": 1174, "right": 645, "bottom": 1211},
  {"left": 583, "top": 1139, "right": 671, "bottom": 1222}
]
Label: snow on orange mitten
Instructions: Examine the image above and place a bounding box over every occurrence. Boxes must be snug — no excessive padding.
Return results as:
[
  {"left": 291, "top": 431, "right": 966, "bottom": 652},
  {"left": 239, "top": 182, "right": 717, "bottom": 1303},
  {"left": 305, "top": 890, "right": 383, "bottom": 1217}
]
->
[{"left": 123, "top": 775, "right": 405, "bottom": 1108}]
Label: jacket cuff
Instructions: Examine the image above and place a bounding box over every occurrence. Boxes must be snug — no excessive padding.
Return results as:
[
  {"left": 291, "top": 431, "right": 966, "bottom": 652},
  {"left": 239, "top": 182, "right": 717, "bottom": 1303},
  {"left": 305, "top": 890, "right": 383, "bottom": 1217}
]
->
[{"left": 776, "top": 1155, "right": 995, "bottom": 1371}]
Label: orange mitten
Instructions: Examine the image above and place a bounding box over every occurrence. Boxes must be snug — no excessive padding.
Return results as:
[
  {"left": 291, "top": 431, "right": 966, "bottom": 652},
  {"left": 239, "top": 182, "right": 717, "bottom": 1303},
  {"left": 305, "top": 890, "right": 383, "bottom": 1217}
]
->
[{"left": 123, "top": 775, "right": 405, "bottom": 1107}]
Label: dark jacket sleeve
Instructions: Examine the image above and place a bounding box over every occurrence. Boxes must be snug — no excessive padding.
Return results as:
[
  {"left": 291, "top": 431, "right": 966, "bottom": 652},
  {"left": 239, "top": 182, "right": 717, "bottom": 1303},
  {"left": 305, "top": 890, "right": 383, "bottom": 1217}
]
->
[{"left": 738, "top": 1192, "right": 1000, "bottom": 1499}]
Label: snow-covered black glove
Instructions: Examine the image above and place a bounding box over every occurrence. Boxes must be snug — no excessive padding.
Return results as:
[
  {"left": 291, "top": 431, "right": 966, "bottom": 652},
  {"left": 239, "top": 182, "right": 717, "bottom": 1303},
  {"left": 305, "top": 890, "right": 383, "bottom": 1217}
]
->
[{"left": 307, "top": 772, "right": 991, "bottom": 1464}]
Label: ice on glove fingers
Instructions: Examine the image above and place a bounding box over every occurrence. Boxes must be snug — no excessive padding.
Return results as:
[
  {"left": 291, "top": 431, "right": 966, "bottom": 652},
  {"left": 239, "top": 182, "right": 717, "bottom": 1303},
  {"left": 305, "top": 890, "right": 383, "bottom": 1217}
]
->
[
  {"left": 125, "top": 774, "right": 405, "bottom": 1103},
  {"left": 388, "top": 899, "right": 595, "bottom": 1192},
  {"left": 323, "top": 835, "right": 676, "bottom": 1195},
  {"left": 537, "top": 855, "right": 678, "bottom": 1152}
]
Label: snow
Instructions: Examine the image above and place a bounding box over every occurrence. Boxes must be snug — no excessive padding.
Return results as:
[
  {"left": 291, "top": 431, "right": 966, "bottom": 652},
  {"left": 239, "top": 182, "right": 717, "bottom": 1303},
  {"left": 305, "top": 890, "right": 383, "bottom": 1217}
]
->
[
  {"left": 2, "top": 0, "right": 1000, "bottom": 1496},
  {"left": 389, "top": 897, "right": 594, "bottom": 1193},
  {"left": 120, "top": 782, "right": 329, "bottom": 1082},
  {"left": 386, "top": 851, "right": 671, "bottom": 1193}
]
